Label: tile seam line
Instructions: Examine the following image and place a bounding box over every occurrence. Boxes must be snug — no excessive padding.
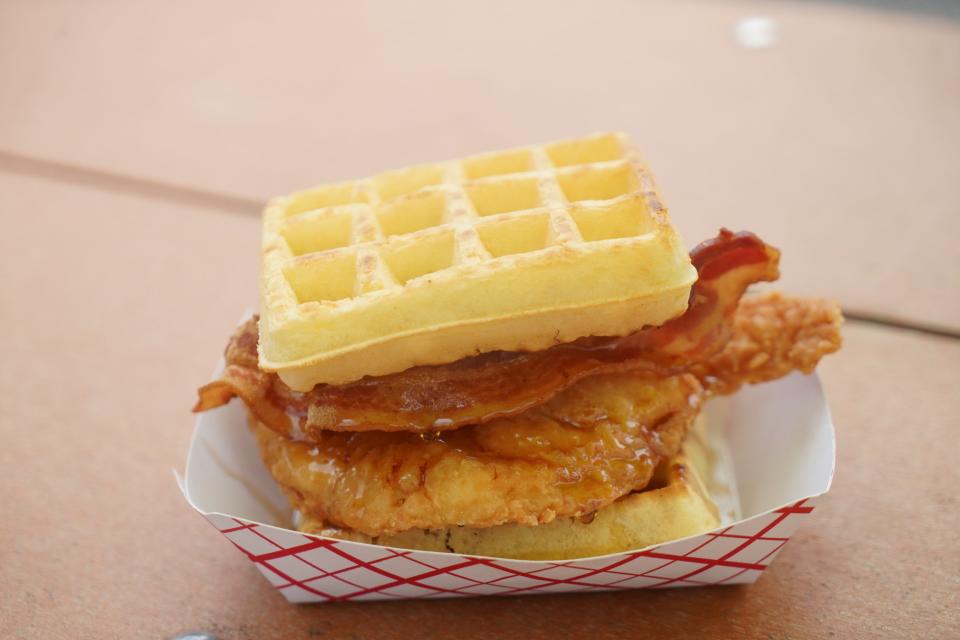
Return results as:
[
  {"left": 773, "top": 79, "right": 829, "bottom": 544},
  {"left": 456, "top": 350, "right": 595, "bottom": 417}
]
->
[
  {"left": 2, "top": 149, "right": 957, "bottom": 341},
  {"left": 0, "top": 148, "right": 262, "bottom": 215},
  {"left": 840, "top": 311, "right": 960, "bottom": 340}
]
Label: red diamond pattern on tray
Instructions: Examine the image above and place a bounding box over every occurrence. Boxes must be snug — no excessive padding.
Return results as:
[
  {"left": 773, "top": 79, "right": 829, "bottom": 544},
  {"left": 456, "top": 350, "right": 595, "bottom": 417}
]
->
[
  {"left": 451, "top": 564, "right": 516, "bottom": 583},
  {"left": 205, "top": 497, "right": 817, "bottom": 602}
]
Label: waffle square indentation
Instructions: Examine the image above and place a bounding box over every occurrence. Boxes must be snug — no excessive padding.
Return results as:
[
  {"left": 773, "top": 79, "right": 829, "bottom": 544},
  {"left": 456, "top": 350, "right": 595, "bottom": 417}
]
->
[
  {"left": 373, "top": 164, "right": 446, "bottom": 201},
  {"left": 463, "top": 150, "right": 535, "bottom": 179},
  {"left": 380, "top": 230, "right": 455, "bottom": 284},
  {"left": 376, "top": 190, "right": 448, "bottom": 238},
  {"left": 476, "top": 212, "right": 552, "bottom": 257},
  {"left": 285, "top": 182, "right": 367, "bottom": 218},
  {"left": 284, "top": 251, "right": 357, "bottom": 303},
  {"left": 281, "top": 207, "right": 355, "bottom": 255},
  {"left": 571, "top": 196, "right": 655, "bottom": 241},
  {"left": 465, "top": 177, "right": 543, "bottom": 216},
  {"left": 546, "top": 133, "right": 625, "bottom": 167},
  {"left": 558, "top": 163, "right": 639, "bottom": 203}
]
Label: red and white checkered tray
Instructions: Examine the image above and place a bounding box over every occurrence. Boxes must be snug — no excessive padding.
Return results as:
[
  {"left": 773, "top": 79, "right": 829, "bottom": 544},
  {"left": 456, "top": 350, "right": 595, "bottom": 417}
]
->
[{"left": 180, "top": 372, "right": 834, "bottom": 603}]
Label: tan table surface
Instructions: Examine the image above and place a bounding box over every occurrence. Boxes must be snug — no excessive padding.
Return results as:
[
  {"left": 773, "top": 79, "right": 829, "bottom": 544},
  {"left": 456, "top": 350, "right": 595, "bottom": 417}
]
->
[
  {"left": 1, "top": 0, "right": 959, "bottom": 331},
  {"left": 1, "top": 2, "right": 959, "bottom": 638}
]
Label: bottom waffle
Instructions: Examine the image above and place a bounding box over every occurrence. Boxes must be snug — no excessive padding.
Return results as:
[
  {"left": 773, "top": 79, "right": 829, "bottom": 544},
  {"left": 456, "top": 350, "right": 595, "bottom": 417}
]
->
[{"left": 294, "top": 417, "right": 720, "bottom": 561}]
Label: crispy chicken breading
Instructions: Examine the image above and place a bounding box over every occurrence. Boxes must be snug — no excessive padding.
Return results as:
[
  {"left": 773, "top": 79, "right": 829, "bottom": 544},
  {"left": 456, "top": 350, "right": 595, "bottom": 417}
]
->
[
  {"left": 253, "top": 373, "right": 702, "bottom": 536},
  {"left": 693, "top": 292, "right": 843, "bottom": 396}
]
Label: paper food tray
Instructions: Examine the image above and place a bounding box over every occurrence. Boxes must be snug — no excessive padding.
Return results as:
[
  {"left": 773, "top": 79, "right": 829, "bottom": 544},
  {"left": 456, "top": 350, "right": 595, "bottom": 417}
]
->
[{"left": 180, "top": 371, "right": 835, "bottom": 603}]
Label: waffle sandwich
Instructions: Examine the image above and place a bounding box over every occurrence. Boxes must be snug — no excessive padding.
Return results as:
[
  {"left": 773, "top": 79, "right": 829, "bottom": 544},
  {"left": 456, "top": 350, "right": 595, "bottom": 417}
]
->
[{"left": 195, "top": 133, "right": 843, "bottom": 560}]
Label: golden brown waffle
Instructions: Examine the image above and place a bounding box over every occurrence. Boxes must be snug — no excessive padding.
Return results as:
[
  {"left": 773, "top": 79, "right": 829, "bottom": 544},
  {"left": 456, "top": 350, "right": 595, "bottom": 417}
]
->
[{"left": 260, "top": 132, "right": 697, "bottom": 389}]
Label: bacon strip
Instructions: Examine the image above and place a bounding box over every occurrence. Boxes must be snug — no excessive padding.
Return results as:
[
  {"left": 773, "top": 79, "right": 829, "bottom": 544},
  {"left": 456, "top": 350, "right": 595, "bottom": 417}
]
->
[{"left": 195, "top": 230, "right": 781, "bottom": 436}]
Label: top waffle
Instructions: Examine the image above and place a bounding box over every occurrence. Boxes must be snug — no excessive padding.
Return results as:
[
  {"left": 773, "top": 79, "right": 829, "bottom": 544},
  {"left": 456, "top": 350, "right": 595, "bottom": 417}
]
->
[{"left": 260, "top": 132, "right": 697, "bottom": 390}]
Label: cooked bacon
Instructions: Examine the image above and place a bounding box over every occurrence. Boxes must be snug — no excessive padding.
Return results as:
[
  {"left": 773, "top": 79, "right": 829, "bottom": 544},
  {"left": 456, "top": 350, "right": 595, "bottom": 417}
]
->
[{"left": 195, "top": 230, "right": 783, "bottom": 436}]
